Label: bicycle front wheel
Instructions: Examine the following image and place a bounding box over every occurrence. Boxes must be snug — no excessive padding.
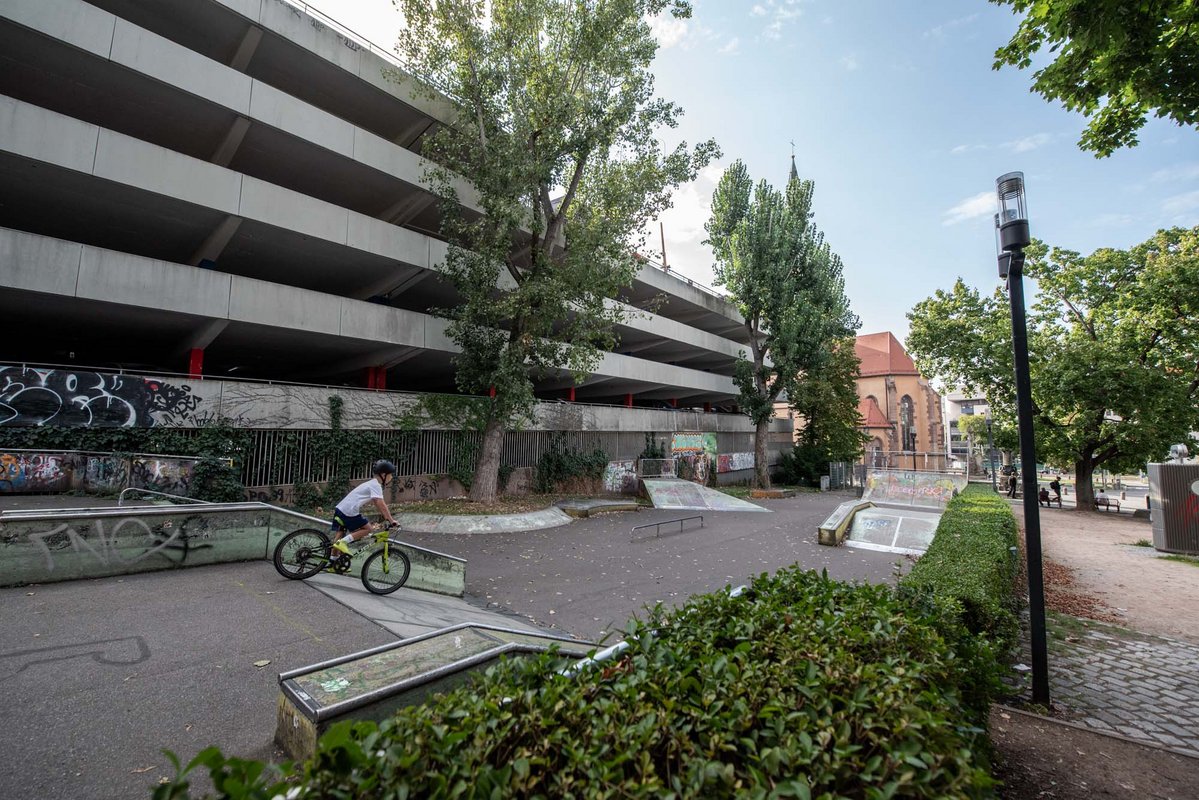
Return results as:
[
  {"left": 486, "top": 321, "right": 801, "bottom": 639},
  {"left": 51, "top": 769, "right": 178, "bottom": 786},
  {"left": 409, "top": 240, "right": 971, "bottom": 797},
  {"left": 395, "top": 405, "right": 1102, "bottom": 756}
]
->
[
  {"left": 273, "top": 528, "right": 331, "bottom": 580},
  {"left": 361, "top": 545, "right": 411, "bottom": 595}
]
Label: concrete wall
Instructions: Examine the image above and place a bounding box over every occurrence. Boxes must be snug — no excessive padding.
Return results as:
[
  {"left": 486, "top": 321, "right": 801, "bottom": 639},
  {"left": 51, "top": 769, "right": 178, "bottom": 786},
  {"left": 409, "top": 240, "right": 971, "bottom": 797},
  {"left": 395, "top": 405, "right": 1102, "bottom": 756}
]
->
[
  {"left": 0, "top": 450, "right": 200, "bottom": 496},
  {"left": 0, "top": 503, "right": 467, "bottom": 595}
]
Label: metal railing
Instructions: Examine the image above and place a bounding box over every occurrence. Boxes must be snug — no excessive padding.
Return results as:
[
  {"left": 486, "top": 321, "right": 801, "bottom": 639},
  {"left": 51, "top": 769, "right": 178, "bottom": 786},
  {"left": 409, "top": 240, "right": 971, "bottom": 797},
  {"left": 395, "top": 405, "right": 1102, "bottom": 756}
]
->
[
  {"left": 117, "top": 488, "right": 211, "bottom": 506},
  {"left": 631, "top": 515, "right": 704, "bottom": 540}
]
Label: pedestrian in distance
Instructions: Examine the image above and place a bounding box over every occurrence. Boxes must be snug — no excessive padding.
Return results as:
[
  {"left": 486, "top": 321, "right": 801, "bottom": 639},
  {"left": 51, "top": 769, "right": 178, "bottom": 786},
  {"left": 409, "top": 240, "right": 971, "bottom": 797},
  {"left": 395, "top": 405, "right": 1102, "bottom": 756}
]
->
[
  {"left": 1049, "top": 476, "right": 1062, "bottom": 504},
  {"left": 1007, "top": 472, "right": 1018, "bottom": 498},
  {"left": 1038, "top": 487, "right": 1052, "bottom": 507}
]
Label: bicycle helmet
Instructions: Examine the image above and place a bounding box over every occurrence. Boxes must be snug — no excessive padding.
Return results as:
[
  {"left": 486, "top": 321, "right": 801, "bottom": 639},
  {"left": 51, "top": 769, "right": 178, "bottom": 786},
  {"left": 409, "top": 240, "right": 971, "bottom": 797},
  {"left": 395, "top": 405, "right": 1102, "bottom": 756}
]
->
[{"left": 373, "top": 459, "right": 396, "bottom": 476}]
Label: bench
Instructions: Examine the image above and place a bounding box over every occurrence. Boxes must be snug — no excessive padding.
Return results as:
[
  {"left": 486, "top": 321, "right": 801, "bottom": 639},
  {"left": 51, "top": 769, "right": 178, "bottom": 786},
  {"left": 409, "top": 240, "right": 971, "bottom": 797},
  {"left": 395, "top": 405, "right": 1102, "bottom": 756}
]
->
[{"left": 1094, "top": 497, "right": 1120, "bottom": 512}]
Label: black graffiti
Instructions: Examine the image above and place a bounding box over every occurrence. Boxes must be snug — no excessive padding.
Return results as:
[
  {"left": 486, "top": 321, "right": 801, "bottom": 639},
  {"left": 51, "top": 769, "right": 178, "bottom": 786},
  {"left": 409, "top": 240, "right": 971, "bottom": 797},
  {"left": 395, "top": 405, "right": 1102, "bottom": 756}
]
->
[
  {"left": 0, "top": 636, "right": 151, "bottom": 679},
  {"left": 130, "top": 458, "right": 193, "bottom": 496},
  {"left": 0, "top": 366, "right": 200, "bottom": 428},
  {"left": 402, "top": 476, "right": 442, "bottom": 499}
]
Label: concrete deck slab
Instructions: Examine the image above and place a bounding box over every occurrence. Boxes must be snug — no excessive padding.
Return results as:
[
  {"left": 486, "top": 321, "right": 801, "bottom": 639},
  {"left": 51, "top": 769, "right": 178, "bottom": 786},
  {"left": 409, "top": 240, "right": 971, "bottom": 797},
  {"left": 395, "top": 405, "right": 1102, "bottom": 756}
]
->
[
  {"left": 641, "top": 478, "right": 771, "bottom": 512},
  {"left": 396, "top": 506, "right": 573, "bottom": 534}
]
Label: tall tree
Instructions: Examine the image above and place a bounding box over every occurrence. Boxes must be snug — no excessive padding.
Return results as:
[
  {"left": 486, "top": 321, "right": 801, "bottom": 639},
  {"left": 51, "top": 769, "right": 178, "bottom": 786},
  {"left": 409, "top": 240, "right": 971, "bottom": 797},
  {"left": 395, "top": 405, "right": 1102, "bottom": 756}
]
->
[
  {"left": 907, "top": 227, "right": 1199, "bottom": 509},
  {"left": 706, "top": 159, "right": 858, "bottom": 488},
  {"left": 790, "top": 337, "right": 868, "bottom": 465},
  {"left": 394, "top": 0, "right": 718, "bottom": 502},
  {"left": 991, "top": 0, "right": 1199, "bottom": 157}
]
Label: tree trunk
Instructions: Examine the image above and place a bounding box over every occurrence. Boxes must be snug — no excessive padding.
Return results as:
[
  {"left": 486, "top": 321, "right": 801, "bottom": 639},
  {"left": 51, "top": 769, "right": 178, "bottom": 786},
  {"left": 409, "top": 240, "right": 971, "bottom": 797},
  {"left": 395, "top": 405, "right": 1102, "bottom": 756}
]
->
[
  {"left": 468, "top": 416, "right": 506, "bottom": 503},
  {"left": 1073, "top": 457, "right": 1096, "bottom": 511},
  {"left": 754, "top": 420, "right": 770, "bottom": 490}
]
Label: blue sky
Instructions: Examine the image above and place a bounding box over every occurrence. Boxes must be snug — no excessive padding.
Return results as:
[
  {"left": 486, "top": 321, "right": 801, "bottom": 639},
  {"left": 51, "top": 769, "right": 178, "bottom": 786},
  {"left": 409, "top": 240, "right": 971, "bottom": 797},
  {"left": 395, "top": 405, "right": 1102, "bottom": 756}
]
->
[{"left": 303, "top": 0, "right": 1198, "bottom": 342}]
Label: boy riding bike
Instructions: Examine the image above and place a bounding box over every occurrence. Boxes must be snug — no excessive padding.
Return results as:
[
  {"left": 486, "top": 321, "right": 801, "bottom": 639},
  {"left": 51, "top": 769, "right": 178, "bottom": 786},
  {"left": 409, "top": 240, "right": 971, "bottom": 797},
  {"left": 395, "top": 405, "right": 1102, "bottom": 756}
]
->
[{"left": 330, "top": 459, "right": 400, "bottom": 555}]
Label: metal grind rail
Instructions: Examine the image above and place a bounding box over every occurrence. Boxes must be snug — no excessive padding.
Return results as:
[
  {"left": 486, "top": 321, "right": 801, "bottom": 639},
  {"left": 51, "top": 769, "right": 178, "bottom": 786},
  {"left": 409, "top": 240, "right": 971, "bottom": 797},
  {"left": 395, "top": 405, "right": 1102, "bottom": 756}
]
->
[{"left": 631, "top": 515, "right": 704, "bottom": 540}]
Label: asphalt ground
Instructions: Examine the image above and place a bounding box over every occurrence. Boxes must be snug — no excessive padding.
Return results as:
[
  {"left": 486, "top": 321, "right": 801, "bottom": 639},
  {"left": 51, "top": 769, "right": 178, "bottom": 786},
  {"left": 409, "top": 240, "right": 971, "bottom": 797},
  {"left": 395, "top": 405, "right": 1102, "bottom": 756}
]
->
[
  {"left": 0, "top": 489, "right": 902, "bottom": 799},
  {"left": 400, "top": 490, "right": 904, "bottom": 640},
  {"left": 0, "top": 561, "right": 395, "bottom": 800}
]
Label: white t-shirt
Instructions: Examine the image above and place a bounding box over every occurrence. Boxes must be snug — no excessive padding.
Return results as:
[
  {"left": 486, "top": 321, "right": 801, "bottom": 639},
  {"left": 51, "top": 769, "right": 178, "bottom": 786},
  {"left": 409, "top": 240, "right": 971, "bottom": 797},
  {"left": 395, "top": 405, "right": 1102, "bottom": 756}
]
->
[{"left": 336, "top": 479, "right": 383, "bottom": 517}]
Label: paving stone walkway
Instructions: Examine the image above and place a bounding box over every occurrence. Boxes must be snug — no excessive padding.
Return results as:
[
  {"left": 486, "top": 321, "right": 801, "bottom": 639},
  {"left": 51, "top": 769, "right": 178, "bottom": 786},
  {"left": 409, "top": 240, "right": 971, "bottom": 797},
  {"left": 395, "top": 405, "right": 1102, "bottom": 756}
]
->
[{"left": 1014, "top": 615, "right": 1199, "bottom": 756}]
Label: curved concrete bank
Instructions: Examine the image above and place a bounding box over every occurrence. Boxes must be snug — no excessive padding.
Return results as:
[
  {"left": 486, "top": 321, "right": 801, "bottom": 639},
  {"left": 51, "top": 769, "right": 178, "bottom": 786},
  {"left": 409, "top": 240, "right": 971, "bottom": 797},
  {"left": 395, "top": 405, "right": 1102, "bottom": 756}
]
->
[
  {"left": 396, "top": 507, "right": 574, "bottom": 534},
  {"left": 0, "top": 502, "right": 466, "bottom": 596}
]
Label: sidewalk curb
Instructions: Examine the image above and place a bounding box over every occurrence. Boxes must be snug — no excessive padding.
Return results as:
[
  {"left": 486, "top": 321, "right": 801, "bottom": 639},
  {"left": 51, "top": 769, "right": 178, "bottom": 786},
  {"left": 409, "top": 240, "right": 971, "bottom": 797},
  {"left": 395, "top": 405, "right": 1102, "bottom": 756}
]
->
[{"left": 993, "top": 703, "right": 1199, "bottom": 762}]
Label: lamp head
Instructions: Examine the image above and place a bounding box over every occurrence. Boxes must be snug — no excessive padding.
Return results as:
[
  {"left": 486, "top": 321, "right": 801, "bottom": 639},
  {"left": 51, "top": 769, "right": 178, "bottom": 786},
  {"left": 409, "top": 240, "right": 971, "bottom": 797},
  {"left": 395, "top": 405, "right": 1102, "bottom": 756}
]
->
[{"left": 995, "top": 171, "right": 1030, "bottom": 252}]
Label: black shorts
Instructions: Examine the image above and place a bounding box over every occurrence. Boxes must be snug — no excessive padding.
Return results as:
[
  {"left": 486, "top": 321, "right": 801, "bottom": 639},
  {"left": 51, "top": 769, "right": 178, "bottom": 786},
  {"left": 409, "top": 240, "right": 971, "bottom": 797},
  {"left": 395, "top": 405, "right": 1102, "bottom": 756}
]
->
[{"left": 331, "top": 509, "right": 370, "bottom": 533}]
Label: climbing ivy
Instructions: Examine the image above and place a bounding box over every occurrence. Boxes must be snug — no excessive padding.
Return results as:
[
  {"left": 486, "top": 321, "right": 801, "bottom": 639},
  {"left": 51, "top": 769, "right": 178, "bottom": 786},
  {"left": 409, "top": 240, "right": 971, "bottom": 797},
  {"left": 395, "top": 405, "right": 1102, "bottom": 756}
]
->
[
  {"left": 534, "top": 434, "right": 608, "bottom": 493},
  {"left": 637, "top": 432, "right": 667, "bottom": 460}
]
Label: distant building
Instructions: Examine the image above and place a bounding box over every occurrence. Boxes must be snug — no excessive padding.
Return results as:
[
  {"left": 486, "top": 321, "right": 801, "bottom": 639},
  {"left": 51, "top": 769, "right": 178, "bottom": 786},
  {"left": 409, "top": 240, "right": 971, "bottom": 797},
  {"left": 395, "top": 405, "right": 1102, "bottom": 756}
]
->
[
  {"left": 943, "top": 390, "right": 991, "bottom": 469},
  {"left": 854, "top": 333, "right": 946, "bottom": 470}
]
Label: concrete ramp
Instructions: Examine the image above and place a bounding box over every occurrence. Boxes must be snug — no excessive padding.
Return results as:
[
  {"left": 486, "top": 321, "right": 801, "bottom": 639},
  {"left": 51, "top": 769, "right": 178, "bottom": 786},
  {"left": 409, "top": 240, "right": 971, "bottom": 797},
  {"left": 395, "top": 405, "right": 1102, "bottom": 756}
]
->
[
  {"left": 0, "top": 502, "right": 466, "bottom": 596},
  {"left": 843, "top": 507, "right": 942, "bottom": 555},
  {"left": 861, "top": 469, "right": 966, "bottom": 510},
  {"left": 641, "top": 478, "right": 770, "bottom": 512},
  {"left": 275, "top": 624, "right": 597, "bottom": 759}
]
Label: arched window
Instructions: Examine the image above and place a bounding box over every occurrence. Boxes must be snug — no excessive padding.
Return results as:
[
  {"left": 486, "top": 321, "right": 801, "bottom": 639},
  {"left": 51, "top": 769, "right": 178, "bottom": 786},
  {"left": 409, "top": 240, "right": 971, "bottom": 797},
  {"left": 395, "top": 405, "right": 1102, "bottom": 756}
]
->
[{"left": 900, "top": 395, "right": 917, "bottom": 451}]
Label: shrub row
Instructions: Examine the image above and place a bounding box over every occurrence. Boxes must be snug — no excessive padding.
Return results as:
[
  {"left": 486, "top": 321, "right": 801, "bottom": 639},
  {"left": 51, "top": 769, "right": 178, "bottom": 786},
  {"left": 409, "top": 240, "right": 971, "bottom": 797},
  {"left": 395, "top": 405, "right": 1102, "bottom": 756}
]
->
[
  {"left": 160, "top": 567, "right": 1000, "bottom": 799},
  {"left": 899, "top": 483, "right": 1020, "bottom": 657}
]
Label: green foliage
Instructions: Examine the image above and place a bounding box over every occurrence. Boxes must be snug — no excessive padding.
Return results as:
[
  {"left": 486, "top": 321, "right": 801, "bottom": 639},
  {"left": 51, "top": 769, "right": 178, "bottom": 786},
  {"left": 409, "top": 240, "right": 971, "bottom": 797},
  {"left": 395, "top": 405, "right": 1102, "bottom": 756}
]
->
[
  {"left": 308, "top": 396, "right": 391, "bottom": 507},
  {"left": 705, "top": 160, "right": 858, "bottom": 488},
  {"left": 900, "top": 485, "right": 1020, "bottom": 663},
  {"left": 774, "top": 442, "right": 830, "bottom": 487},
  {"left": 159, "top": 568, "right": 1000, "bottom": 798},
  {"left": 906, "top": 227, "right": 1199, "bottom": 506},
  {"left": 790, "top": 336, "right": 868, "bottom": 464},
  {"left": 152, "top": 747, "right": 289, "bottom": 800},
  {"left": 394, "top": 0, "right": 718, "bottom": 500},
  {"left": 291, "top": 481, "right": 323, "bottom": 511},
  {"left": 534, "top": 434, "right": 608, "bottom": 493},
  {"left": 637, "top": 432, "right": 667, "bottom": 460},
  {"left": 991, "top": 0, "right": 1199, "bottom": 156}
]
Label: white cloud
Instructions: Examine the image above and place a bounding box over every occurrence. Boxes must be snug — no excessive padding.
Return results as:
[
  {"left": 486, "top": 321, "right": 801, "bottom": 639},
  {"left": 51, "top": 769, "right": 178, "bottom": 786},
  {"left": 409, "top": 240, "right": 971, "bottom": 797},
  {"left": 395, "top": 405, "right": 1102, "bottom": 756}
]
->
[
  {"left": 1151, "top": 163, "right": 1199, "bottom": 183},
  {"left": 1090, "top": 212, "right": 1135, "bottom": 227},
  {"left": 648, "top": 13, "right": 688, "bottom": 48},
  {"left": 923, "top": 13, "right": 979, "bottom": 39},
  {"left": 759, "top": 0, "right": 803, "bottom": 41},
  {"left": 718, "top": 37, "right": 740, "bottom": 55},
  {"left": 950, "top": 143, "right": 986, "bottom": 155},
  {"left": 840, "top": 54, "right": 858, "bottom": 71},
  {"left": 1162, "top": 189, "right": 1199, "bottom": 219},
  {"left": 751, "top": 4, "right": 767, "bottom": 16},
  {"left": 641, "top": 160, "right": 730, "bottom": 289},
  {"left": 1003, "top": 133, "right": 1054, "bottom": 153},
  {"left": 942, "top": 191, "right": 995, "bottom": 226}
]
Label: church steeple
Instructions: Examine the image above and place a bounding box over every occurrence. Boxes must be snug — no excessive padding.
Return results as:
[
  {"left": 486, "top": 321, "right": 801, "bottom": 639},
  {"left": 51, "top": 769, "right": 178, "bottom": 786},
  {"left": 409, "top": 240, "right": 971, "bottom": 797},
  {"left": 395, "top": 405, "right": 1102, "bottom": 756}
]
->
[{"left": 788, "top": 141, "right": 798, "bottom": 183}]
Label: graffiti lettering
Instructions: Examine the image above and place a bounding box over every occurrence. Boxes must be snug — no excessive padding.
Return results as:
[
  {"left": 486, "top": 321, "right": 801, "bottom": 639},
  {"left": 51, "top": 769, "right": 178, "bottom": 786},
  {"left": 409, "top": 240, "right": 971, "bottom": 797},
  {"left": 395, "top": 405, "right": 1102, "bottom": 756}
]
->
[
  {"left": 130, "top": 458, "right": 194, "bottom": 496},
  {"left": 0, "top": 453, "right": 68, "bottom": 492},
  {"left": 27, "top": 516, "right": 211, "bottom": 572},
  {"left": 0, "top": 366, "right": 200, "bottom": 428}
]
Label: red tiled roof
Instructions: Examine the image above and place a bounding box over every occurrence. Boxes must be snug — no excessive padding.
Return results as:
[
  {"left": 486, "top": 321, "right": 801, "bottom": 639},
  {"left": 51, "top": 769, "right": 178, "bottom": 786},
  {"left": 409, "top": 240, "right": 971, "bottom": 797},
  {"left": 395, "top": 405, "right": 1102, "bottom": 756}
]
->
[
  {"left": 855, "top": 332, "right": 919, "bottom": 377},
  {"left": 857, "top": 396, "right": 891, "bottom": 429}
]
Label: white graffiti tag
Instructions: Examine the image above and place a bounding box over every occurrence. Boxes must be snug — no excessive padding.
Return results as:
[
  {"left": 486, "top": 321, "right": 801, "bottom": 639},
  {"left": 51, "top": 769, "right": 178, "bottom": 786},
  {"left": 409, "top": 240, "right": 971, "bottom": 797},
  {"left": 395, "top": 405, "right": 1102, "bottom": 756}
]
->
[{"left": 28, "top": 518, "right": 186, "bottom": 571}]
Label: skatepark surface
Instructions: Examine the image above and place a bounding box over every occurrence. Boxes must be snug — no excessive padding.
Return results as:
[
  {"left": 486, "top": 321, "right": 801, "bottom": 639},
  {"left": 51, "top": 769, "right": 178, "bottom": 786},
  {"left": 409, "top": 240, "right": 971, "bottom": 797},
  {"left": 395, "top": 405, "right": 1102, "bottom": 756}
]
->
[{"left": 0, "top": 489, "right": 901, "bottom": 799}]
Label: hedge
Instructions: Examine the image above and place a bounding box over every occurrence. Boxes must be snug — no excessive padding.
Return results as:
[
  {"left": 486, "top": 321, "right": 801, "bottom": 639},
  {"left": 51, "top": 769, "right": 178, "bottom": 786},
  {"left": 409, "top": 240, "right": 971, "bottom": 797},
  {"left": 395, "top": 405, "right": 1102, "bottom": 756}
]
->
[
  {"left": 899, "top": 484, "right": 1020, "bottom": 657},
  {"left": 157, "top": 568, "right": 999, "bottom": 799}
]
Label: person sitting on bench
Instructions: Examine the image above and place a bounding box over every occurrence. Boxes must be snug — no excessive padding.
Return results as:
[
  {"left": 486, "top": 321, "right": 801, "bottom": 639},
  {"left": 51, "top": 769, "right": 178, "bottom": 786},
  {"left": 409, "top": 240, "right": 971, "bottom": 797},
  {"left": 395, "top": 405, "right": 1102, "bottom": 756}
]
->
[{"left": 1095, "top": 490, "right": 1119, "bottom": 511}]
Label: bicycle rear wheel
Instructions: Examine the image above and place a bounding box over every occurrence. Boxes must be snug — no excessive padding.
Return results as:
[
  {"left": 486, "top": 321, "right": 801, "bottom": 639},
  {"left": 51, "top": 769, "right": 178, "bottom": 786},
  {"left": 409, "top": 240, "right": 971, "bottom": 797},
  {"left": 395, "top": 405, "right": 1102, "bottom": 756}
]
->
[
  {"left": 361, "top": 545, "right": 411, "bottom": 595},
  {"left": 273, "top": 528, "right": 331, "bottom": 580}
]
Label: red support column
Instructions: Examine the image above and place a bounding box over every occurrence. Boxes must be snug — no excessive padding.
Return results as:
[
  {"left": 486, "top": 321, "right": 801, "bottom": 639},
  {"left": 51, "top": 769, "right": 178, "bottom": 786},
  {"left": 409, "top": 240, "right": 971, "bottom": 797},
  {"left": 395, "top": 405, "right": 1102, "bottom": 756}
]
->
[
  {"left": 489, "top": 386, "right": 496, "bottom": 398},
  {"left": 704, "top": 402, "right": 712, "bottom": 413},
  {"left": 567, "top": 387, "right": 576, "bottom": 402},
  {"left": 374, "top": 367, "right": 386, "bottom": 391},
  {"left": 187, "top": 348, "right": 204, "bottom": 380},
  {"left": 625, "top": 393, "right": 633, "bottom": 408},
  {"left": 669, "top": 398, "right": 678, "bottom": 408}
]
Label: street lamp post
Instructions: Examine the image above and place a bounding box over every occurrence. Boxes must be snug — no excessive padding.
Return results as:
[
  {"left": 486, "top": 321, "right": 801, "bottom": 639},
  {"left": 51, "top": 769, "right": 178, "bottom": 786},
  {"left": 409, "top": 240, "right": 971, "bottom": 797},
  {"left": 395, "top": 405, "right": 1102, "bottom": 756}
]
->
[
  {"left": 985, "top": 409, "right": 997, "bottom": 494},
  {"left": 996, "top": 171, "right": 1049, "bottom": 704}
]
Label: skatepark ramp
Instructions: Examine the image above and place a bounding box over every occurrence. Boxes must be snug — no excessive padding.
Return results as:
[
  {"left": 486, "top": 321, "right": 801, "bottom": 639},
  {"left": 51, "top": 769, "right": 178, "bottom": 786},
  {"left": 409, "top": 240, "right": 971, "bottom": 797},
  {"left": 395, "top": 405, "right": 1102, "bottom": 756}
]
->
[
  {"left": 641, "top": 478, "right": 770, "bottom": 512},
  {"left": 0, "top": 502, "right": 465, "bottom": 595},
  {"left": 275, "top": 623, "right": 598, "bottom": 759},
  {"left": 817, "top": 470, "right": 963, "bottom": 555}
]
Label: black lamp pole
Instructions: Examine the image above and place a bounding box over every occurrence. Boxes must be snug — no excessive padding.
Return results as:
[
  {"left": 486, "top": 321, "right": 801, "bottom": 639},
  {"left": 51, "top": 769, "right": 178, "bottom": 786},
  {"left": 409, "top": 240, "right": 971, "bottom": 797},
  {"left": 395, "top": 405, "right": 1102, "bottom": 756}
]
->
[{"left": 996, "top": 172, "right": 1049, "bottom": 705}]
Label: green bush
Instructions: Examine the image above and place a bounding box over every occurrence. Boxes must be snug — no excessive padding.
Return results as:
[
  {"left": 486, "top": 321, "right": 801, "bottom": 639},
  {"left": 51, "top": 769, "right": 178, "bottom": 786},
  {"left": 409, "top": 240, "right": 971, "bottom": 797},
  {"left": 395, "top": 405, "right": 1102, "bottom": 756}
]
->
[
  {"left": 775, "top": 443, "right": 829, "bottom": 486},
  {"left": 900, "top": 484, "right": 1020, "bottom": 660},
  {"left": 534, "top": 434, "right": 608, "bottom": 493},
  {"left": 160, "top": 568, "right": 998, "bottom": 799}
]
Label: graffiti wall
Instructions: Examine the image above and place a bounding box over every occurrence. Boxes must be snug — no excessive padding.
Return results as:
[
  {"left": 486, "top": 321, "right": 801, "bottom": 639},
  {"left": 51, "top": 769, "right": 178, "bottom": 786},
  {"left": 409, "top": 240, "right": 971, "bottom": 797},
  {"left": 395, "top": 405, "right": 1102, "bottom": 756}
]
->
[
  {"left": 0, "top": 508, "right": 272, "bottom": 586},
  {"left": 0, "top": 450, "right": 203, "bottom": 496},
  {"left": 0, "top": 366, "right": 201, "bottom": 428},
  {"left": 716, "top": 452, "right": 754, "bottom": 474},
  {"left": 861, "top": 469, "right": 967, "bottom": 510},
  {"left": 0, "top": 452, "right": 69, "bottom": 492},
  {"left": 672, "top": 433, "right": 718, "bottom": 486},
  {"left": 602, "top": 460, "right": 638, "bottom": 494}
]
